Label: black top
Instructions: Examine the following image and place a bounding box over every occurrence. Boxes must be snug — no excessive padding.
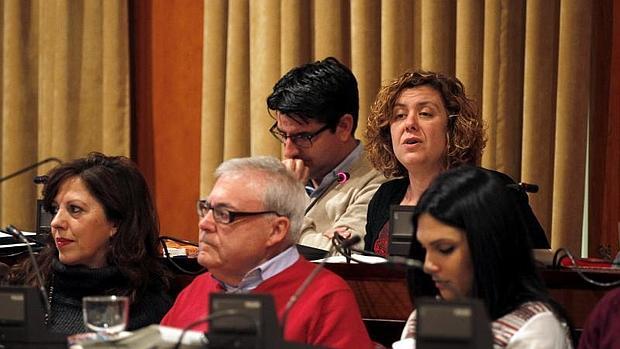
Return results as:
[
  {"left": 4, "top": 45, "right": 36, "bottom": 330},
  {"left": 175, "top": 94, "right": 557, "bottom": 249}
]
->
[
  {"left": 364, "top": 177, "right": 409, "bottom": 251},
  {"left": 364, "top": 170, "right": 550, "bottom": 252},
  {"left": 48, "top": 258, "right": 172, "bottom": 335}
]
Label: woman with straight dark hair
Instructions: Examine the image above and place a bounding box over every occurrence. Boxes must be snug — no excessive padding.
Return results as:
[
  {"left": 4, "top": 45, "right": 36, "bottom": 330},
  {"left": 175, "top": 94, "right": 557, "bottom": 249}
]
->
[
  {"left": 4, "top": 152, "right": 172, "bottom": 335},
  {"left": 393, "top": 166, "right": 572, "bottom": 348}
]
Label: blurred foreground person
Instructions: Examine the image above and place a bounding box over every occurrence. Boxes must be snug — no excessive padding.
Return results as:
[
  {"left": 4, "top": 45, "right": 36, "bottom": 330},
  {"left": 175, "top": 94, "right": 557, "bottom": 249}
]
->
[{"left": 393, "top": 166, "right": 572, "bottom": 349}]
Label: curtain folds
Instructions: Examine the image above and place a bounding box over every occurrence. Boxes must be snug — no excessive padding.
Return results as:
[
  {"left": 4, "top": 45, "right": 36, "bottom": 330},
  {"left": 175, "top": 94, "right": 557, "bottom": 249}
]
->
[
  {"left": 522, "top": 0, "right": 559, "bottom": 241},
  {"left": 552, "top": 0, "right": 592, "bottom": 253},
  {"left": 0, "top": 0, "right": 607, "bottom": 254},
  {"left": 200, "top": 0, "right": 604, "bottom": 254},
  {"left": 0, "top": 0, "right": 129, "bottom": 230}
]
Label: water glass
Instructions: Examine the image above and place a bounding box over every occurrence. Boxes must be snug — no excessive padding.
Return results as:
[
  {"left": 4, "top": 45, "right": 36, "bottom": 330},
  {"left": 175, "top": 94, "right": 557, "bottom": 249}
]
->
[{"left": 82, "top": 295, "right": 129, "bottom": 338}]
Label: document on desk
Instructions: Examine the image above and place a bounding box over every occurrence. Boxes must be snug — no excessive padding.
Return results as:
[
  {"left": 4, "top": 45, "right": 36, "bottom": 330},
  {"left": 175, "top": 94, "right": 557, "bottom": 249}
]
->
[
  {"left": 312, "top": 254, "right": 389, "bottom": 264},
  {"left": 69, "top": 325, "right": 205, "bottom": 349}
]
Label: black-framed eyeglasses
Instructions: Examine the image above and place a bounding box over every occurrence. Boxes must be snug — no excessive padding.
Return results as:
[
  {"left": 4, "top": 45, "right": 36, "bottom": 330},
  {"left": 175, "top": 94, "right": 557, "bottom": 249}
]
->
[
  {"left": 269, "top": 123, "right": 331, "bottom": 148},
  {"left": 196, "top": 200, "right": 280, "bottom": 224}
]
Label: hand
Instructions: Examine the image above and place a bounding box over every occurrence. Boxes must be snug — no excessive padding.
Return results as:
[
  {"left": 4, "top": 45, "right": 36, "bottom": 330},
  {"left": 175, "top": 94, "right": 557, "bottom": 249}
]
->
[
  {"left": 282, "top": 158, "right": 310, "bottom": 183},
  {"left": 323, "top": 226, "right": 352, "bottom": 240}
]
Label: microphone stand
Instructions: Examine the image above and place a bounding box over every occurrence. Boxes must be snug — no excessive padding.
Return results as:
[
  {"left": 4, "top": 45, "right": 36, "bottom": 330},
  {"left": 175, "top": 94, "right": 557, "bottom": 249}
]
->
[
  {"left": 342, "top": 246, "right": 425, "bottom": 269},
  {"left": 3, "top": 225, "right": 51, "bottom": 315},
  {"left": 304, "top": 171, "right": 350, "bottom": 215},
  {"left": 0, "top": 228, "right": 46, "bottom": 247},
  {"left": 343, "top": 246, "right": 465, "bottom": 300},
  {"left": 0, "top": 157, "right": 62, "bottom": 183},
  {"left": 281, "top": 235, "right": 361, "bottom": 331}
]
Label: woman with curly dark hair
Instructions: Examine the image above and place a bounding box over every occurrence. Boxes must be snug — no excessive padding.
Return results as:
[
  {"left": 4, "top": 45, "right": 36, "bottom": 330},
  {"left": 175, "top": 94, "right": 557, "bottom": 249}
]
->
[
  {"left": 364, "top": 70, "right": 486, "bottom": 255},
  {"left": 5, "top": 152, "right": 172, "bottom": 334}
]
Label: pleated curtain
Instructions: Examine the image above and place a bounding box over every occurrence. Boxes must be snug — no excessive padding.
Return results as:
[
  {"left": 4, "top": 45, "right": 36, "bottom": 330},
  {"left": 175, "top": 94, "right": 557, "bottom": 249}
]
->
[
  {"left": 201, "top": 0, "right": 595, "bottom": 254},
  {"left": 0, "top": 0, "right": 129, "bottom": 230},
  {"left": 0, "top": 0, "right": 599, "bottom": 256}
]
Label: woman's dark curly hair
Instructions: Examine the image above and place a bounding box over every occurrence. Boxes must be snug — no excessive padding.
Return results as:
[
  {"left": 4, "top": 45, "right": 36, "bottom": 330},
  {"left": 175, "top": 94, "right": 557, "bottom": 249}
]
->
[
  {"left": 366, "top": 70, "right": 486, "bottom": 178},
  {"left": 6, "top": 152, "right": 170, "bottom": 300}
]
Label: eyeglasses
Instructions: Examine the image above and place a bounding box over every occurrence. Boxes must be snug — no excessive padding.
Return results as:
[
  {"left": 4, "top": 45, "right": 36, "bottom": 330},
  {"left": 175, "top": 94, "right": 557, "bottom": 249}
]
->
[
  {"left": 269, "top": 123, "right": 331, "bottom": 148},
  {"left": 196, "top": 200, "right": 280, "bottom": 224}
]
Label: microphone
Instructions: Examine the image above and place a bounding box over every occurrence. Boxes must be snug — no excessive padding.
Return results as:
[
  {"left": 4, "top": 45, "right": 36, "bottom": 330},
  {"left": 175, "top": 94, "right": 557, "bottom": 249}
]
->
[
  {"left": 342, "top": 245, "right": 424, "bottom": 270},
  {"left": 0, "top": 157, "right": 61, "bottom": 184},
  {"left": 507, "top": 182, "right": 539, "bottom": 193},
  {"left": 336, "top": 171, "right": 350, "bottom": 184},
  {"left": 4, "top": 225, "right": 51, "bottom": 315},
  {"left": 281, "top": 235, "right": 360, "bottom": 330},
  {"left": 386, "top": 255, "right": 424, "bottom": 269},
  {"left": 33, "top": 175, "right": 49, "bottom": 185},
  {"left": 0, "top": 228, "right": 45, "bottom": 247},
  {"left": 339, "top": 235, "right": 360, "bottom": 249},
  {"left": 518, "top": 182, "right": 539, "bottom": 193},
  {"left": 304, "top": 171, "right": 352, "bottom": 214},
  {"left": 344, "top": 246, "right": 463, "bottom": 300},
  {"left": 333, "top": 234, "right": 359, "bottom": 264}
]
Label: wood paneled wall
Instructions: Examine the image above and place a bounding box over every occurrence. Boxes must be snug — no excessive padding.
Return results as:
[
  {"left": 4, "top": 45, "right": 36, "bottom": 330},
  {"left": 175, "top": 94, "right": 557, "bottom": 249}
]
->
[{"left": 130, "top": 0, "right": 203, "bottom": 242}]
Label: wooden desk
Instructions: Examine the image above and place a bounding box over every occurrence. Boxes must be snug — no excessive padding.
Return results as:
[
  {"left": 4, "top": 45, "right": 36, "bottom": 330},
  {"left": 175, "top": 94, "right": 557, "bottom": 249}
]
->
[
  {"left": 325, "top": 263, "right": 620, "bottom": 328},
  {"left": 543, "top": 267, "right": 620, "bottom": 327},
  {"left": 324, "top": 263, "right": 411, "bottom": 321},
  {"left": 162, "top": 257, "right": 618, "bottom": 346},
  {"left": 4, "top": 253, "right": 618, "bottom": 331}
]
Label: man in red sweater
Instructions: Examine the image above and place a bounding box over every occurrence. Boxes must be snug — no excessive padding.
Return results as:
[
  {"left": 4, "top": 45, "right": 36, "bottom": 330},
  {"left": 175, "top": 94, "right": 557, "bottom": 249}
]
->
[{"left": 160, "top": 156, "right": 373, "bottom": 349}]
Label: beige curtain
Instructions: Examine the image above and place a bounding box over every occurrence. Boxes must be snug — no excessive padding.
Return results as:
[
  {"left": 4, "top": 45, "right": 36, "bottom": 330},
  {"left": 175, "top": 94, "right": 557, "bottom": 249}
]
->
[
  {"left": 201, "top": 0, "right": 596, "bottom": 254},
  {"left": 0, "top": 0, "right": 129, "bottom": 231}
]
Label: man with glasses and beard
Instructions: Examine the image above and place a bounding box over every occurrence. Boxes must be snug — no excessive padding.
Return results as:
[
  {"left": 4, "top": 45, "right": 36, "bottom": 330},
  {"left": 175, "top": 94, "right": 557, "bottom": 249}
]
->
[{"left": 267, "top": 57, "right": 385, "bottom": 252}]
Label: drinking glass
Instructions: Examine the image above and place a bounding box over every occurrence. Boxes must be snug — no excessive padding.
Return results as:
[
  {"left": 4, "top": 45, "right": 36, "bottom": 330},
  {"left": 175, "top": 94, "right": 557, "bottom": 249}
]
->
[{"left": 82, "top": 295, "right": 129, "bottom": 338}]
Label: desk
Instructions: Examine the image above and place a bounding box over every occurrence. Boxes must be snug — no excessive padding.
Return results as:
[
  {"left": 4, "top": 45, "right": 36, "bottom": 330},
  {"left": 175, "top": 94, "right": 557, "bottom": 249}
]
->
[
  {"left": 163, "top": 258, "right": 619, "bottom": 338},
  {"left": 325, "top": 263, "right": 620, "bottom": 328},
  {"left": 4, "top": 253, "right": 619, "bottom": 341},
  {"left": 543, "top": 267, "right": 620, "bottom": 327},
  {"left": 163, "top": 257, "right": 620, "bottom": 325}
]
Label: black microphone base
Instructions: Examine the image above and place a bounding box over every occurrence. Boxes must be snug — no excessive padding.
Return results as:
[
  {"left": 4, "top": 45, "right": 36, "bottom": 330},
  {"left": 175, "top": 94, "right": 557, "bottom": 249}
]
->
[{"left": 0, "top": 287, "right": 65, "bottom": 349}]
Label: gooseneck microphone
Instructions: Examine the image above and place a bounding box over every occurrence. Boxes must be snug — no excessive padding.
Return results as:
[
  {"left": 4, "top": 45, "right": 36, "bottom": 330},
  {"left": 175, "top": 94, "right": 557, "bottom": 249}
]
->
[
  {"left": 304, "top": 171, "right": 352, "bottom": 215},
  {"left": 507, "top": 181, "right": 540, "bottom": 193},
  {"left": 518, "top": 182, "right": 539, "bottom": 193},
  {"left": 336, "top": 171, "right": 350, "bottom": 184},
  {"left": 0, "top": 157, "right": 61, "bottom": 184},
  {"left": 281, "top": 235, "right": 361, "bottom": 330},
  {"left": 0, "top": 227, "right": 45, "bottom": 247},
  {"left": 3, "top": 225, "right": 51, "bottom": 315},
  {"left": 344, "top": 246, "right": 463, "bottom": 299},
  {"left": 337, "top": 245, "right": 424, "bottom": 269},
  {"left": 385, "top": 255, "right": 424, "bottom": 270}
]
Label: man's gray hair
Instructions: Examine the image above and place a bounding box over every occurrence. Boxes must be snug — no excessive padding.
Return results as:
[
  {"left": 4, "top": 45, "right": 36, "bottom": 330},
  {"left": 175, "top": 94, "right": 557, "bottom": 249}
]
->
[{"left": 215, "top": 156, "right": 307, "bottom": 240}]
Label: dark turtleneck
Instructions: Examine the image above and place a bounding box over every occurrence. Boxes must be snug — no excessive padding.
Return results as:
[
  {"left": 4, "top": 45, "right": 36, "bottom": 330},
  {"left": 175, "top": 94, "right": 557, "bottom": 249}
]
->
[{"left": 48, "top": 258, "right": 172, "bottom": 335}]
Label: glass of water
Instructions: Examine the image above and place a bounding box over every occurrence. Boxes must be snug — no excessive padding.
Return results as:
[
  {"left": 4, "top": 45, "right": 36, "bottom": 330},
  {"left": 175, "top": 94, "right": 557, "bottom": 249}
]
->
[{"left": 82, "top": 295, "right": 129, "bottom": 338}]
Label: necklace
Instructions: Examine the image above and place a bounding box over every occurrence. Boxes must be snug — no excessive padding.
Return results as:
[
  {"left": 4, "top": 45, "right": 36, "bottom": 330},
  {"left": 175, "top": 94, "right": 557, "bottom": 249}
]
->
[{"left": 45, "top": 275, "right": 54, "bottom": 325}]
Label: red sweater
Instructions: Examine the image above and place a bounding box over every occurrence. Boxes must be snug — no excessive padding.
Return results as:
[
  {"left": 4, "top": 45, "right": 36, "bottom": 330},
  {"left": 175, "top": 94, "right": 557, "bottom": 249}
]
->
[{"left": 161, "top": 257, "right": 373, "bottom": 349}]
